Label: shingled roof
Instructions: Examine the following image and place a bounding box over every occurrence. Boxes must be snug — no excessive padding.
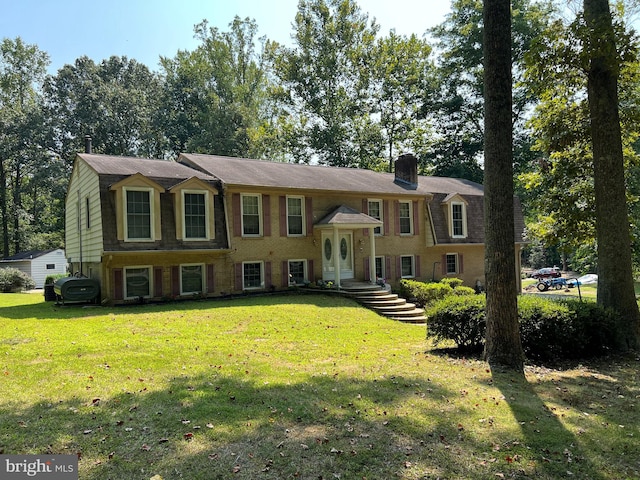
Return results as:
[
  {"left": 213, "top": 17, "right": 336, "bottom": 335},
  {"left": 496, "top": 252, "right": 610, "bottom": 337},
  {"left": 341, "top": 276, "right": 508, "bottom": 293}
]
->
[
  {"left": 78, "top": 153, "right": 217, "bottom": 182},
  {"left": 178, "top": 153, "right": 485, "bottom": 197}
]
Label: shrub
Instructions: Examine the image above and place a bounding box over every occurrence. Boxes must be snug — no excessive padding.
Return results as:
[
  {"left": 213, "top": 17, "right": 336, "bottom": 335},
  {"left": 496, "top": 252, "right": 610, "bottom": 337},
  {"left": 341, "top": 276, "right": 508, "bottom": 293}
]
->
[
  {"left": 440, "top": 277, "right": 464, "bottom": 289},
  {"left": 426, "top": 294, "right": 618, "bottom": 361},
  {"left": 45, "top": 273, "right": 67, "bottom": 285},
  {"left": 0, "top": 267, "right": 36, "bottom": 292},
  {"left": 426, "top": 295, "right": 486, "bottom": 351},
  {"left": 452, "top": 286, "right": 475, "bottom": 296},
  {"left": 399, "top": 279, "right": 453, "bottom": 307}
]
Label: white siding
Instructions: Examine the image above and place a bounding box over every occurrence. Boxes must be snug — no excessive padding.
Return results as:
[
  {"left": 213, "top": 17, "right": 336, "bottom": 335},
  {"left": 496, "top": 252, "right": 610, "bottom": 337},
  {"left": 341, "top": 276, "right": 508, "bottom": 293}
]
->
[
  {"left": 66, "top": 158, "right": 103, "bottom": 268},
  {"left": 31, "top": 250, "right": 67, "bottom": 288}
]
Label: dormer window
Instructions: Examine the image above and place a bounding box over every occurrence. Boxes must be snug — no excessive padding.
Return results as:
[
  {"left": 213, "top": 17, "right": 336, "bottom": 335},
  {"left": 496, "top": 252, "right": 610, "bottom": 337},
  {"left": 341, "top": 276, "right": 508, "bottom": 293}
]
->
[
  {"left": 169, "top": 177, "right": 218, "bottom": 241},
  {"left": 442, "top": 194, "right": 468, "bottom": 239},
  {"left": 111, "top": 174, "right": 164, "bottom": 242},
  {"left": 451, "top": 202, "right": 466, "bottom": 237}
]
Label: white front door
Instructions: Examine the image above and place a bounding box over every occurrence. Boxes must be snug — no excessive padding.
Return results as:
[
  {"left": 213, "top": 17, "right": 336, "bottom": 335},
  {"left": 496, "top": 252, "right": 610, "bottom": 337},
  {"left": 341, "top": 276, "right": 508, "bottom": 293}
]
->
[{"left": 322, "top": 231, "right": 354, "bottom": 281}]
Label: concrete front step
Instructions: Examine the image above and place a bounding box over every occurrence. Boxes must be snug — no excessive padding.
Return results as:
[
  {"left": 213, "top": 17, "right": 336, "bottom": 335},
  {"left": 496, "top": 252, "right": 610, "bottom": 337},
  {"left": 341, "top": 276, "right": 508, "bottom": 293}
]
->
[{"left": 339, "top": 282, "right": 426, "bottom": 324}]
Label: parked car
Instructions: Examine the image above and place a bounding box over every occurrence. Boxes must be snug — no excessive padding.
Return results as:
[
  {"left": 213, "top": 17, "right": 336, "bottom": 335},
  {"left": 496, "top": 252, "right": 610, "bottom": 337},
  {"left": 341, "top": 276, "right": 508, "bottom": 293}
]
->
[{"left": 530, "top": 267, "right": 561, "bottom": 279}]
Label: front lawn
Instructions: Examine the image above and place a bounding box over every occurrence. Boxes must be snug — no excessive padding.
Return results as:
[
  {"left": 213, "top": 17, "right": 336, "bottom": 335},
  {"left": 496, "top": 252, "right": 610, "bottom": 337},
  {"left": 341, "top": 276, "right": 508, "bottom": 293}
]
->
[{"left": 1, "top": 293, "right": 638, "bottom": 479}]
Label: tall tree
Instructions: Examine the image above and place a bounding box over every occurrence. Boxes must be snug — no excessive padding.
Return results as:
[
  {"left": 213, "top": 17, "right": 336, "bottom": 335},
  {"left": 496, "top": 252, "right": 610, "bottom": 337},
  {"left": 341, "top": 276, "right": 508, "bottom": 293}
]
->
[
  {"left": 583, "top": 0, "right": 640, "bottom": 349},
  {"left": 371, "top": 31, "right": 435, "bottom": 172},
  {"left": 44, "top": 55, "right": 164, "bottom": 164},
  {"left": 0, "top": 37, "right": 50, "bottom": 256},
  {"left": 160, "top": 17, "right": 270, "bottom": 158},
  {"left": 482, "top": 0, "right": 525, "bottom": 372},
  {"left": 272, "top": 0, "right": 379, "bottom": 167},
  {"left": 425, "top": 0, "right": 553, "bottom": 182}
]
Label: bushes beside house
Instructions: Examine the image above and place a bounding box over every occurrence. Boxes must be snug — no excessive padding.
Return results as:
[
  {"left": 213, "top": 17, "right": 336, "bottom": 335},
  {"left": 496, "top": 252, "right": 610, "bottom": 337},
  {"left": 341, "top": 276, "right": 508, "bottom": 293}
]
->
[
  {"left": 399, "top": 278, "right": 473, "bottom": 308},
  {"left": 0, "top": 267, "right": 36, "bottom": 292},
  {"left": 426, "top": 294, "right": 617, "bottom": 361}
]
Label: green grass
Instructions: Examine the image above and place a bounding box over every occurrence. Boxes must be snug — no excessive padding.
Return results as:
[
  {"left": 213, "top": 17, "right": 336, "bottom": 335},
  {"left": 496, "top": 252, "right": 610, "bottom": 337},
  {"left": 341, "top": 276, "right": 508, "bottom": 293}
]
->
[{"left": 1, "top": 292, "right": 639, "bottom": 479}]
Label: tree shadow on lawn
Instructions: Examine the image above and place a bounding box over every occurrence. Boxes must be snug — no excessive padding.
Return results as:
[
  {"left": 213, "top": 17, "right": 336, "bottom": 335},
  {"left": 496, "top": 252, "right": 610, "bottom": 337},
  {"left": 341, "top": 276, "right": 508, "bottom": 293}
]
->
[
  {"left": 0, "top": 367, "right": 598, "bottom": 480},
  {"left": 489, "top": 356, "right": 640, "bottom": 480}
]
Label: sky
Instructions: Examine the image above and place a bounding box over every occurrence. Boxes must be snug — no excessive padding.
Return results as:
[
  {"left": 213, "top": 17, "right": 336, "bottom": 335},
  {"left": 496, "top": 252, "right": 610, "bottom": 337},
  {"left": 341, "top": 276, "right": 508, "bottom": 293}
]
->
[{"left": 0, "top": 0, "right": 452, "bottom": 74}]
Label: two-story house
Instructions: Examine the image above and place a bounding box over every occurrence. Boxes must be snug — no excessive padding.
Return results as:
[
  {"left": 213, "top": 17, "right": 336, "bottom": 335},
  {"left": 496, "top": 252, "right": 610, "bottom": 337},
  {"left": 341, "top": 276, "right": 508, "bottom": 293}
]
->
[{"left": 64, "top": 151, "right": 525, "bottom": 304}]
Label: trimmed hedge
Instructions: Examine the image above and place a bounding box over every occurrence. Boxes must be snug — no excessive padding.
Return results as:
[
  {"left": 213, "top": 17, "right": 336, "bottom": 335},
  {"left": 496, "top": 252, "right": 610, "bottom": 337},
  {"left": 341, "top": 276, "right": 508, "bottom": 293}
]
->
[
  {"left": 426, "top": 294, "right": 617, "bottom": 361},
  {"left": 399, "top": 278, "right": 473, "bottom": 308},
  {"left": 0, "top": 267, "right": 36, "bottom": 292}
]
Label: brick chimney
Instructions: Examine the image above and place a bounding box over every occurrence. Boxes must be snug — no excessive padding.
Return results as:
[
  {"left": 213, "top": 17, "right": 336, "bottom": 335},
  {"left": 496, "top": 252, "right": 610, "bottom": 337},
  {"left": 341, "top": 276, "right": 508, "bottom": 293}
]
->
[{"left": 394, "top": 153, "right": 418, "bottom": 187}]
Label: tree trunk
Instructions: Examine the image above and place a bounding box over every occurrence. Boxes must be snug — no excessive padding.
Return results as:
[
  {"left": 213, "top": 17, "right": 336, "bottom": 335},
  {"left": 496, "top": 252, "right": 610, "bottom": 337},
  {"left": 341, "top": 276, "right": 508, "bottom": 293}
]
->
[
  {"left": 482, "top": 0, "right": 524, "bottom": 372},
  {"left": 584, "top": 0, "right": 640, "bottom": 350}
]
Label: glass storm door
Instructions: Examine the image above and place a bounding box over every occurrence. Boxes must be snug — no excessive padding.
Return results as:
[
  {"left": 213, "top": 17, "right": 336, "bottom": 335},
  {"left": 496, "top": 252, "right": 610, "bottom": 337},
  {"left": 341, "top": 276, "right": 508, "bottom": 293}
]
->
[{"left": 322, "top": 231, "right": 353, "bottom": 281}]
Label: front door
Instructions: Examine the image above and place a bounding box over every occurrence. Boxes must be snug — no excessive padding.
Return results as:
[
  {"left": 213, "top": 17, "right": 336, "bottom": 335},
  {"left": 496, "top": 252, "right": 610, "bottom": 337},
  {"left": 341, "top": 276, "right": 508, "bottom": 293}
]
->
[{"left": 321, "top": 231, "right": 354, "bottom": 281}]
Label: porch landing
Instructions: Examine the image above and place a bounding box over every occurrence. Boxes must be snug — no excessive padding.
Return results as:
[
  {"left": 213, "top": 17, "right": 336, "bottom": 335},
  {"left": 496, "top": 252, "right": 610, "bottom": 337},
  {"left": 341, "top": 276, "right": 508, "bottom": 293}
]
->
[{"left": 340, "top": 280, "right": 426, "bottom": 324}]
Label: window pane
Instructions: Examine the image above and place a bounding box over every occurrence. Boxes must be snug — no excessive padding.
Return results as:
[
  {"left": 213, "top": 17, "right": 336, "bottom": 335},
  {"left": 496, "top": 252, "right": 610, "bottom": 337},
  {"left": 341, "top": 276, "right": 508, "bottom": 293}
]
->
[
  {"left": 242, "top": 195, "right": 260, "bottom": 235},
  {"left": 399, "top": 202, "right": 411, "bottom": 234},
  {"left": 446, "top": 254, "right": 457, "bottom": 274},
  {"left": 401, "top": 256, "right": 413, "bottom": 277},
  {"left": 375, "top": 257, "right": 384, "bottom": 280},
  {"left": 289, "top": 260, "right": 305, "bottom": 284},
  {"left": 287, "top": 197, "right": 303, "bottom": 235},
  {"left": 452, "top": 204, "right": 464, "bottom": 236},
  {"left": 185, "top": 193, "right": 206, "bottom": 238},
  {"left": 243, "top": 262, "right": 262, "bottom": 288},
  {"left": 126, "top": 268, "right": 150, "bottom": 297},
  {"left": 126, "top": 190, "right": 151, "bottom": 239},
  {"left": 369, "top": 200, "right": 382, "bottom": 235},
  {"left": 182, "top": 265, "right": 203, "bottom": 293}
]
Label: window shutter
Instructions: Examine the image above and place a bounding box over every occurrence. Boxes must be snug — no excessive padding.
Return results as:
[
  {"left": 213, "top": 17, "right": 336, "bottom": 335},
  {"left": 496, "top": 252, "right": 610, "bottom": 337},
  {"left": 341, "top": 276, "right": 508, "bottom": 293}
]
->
[
  {"left": 171, "top": 266, "right": 180, "bottom": 296},
  {"left": 413, "top": 201, "right": 419, "bottom": 235},
  {"left": 415, "top": 255, "right": 421, "bottom": 278},
  {"left": 305, "top": 197, "right": 314, "bottom": 236},
  {"left": 279, "top": 196, "right": 287, "bottom": 237},
  {"left": 442, "top": 255, "right": 447, "bottom": 276},
  {"left": 394, "top": 201, "right": 400, "bottom": 235},
  {"left": 396, "top": 256, "right": 401, "bottom": 279},
  {"left": 362, "top": 199, "right": 369, "bottom": 236},
  {"left": 232, "top": 193, "right": 241, "bottom": 237},
  {"left": 308, "top": 259, "right": 314, "bottom": 282},
  {"left": 265, "top": 261, "right": 272, "bottom": 288},
  {"left": 235, "top": 263, "right": 243, "bottom": 291},
  {"left": 154, "top": 267, "right": 163, "bottom": 298},
  {"left": 459, "top": 254, "right": 464, "bottom": 274},
  {"left": 113, "top": 268, "right": 123, "bottom": 301},
  {"left": 207, "top": 264, "right": 215, "bottom": 293},
  {"left": 282, "top": 260, "right": 289, "bottom": 286},
  {"left": 383, "top": 200, "right": 390, "bottom": 236},
  {"left": 262, "top": 195, "right": 271, "bottom": 236},
  {"left": 385, "top": 257, "right": 391, "bottom": 280}
]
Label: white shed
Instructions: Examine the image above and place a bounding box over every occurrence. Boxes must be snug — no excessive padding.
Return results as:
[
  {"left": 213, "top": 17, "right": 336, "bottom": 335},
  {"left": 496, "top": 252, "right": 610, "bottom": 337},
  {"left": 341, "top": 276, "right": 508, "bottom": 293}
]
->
[{"left": 0, "top": 249, "right": 67, "bottom": 288}]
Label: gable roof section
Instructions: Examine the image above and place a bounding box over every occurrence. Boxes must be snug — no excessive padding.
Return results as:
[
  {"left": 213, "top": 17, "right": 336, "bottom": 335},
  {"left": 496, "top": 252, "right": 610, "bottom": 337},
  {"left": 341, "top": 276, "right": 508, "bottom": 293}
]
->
[
  {"left": 178, "top": 153, "right": 484, "bottom": 197},
  {"left": 315, "top": 205, "right": 383, "bottom": 228},
  {"left": 1, "top": 249, "right": 62, "bottom": 262},
  {"left": 78, "top": 153, "right": 218, "bottom": 185}
]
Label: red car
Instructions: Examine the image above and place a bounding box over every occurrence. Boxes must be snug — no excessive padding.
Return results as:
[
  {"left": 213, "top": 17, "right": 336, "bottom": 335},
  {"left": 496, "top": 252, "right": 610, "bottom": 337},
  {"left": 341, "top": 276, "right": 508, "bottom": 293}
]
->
[{"left": 530, "top": 267, "right": 561, "bottom": 279}]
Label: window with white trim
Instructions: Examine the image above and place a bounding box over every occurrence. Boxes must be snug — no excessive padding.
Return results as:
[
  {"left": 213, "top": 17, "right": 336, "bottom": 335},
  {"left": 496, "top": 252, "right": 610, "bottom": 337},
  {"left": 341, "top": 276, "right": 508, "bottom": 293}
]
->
[
  {"left": 241, "top": 194, "right": 262, "bottom": 236},
  {"left": 181, "top": 264, "right": 204, "bottom": 294},
  {"left": 368, "top": 199, "right": 382, "bottom": 235},
  {"left": 399, "top": 201, "right": 412, "bottom": 235},
  {"left": 401, "top": 255, "right": 415, "bottom": 278},
  {"left": 124, "top": 188, "right": 153, "bottom": 240},
  {"left": 125, "top": 266, "right": 151, "bottom": 298},
  {"left": 451, "top": 202, "right": 467, "bottom": 238},
  {"left": 182, "top": 190, "right": 210, "bottom": 239},
  {"left": 288, "top": 259, "right": 306, "bottom": 285},
  {"left": 446, "top": 253, "right": 459, "bottom": 274},
  {"left": 243, "top": 261, "right": 264, "bottom": 289},
  {"left": 287, "top": 196, "right": 304, "bottom": 236}
]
